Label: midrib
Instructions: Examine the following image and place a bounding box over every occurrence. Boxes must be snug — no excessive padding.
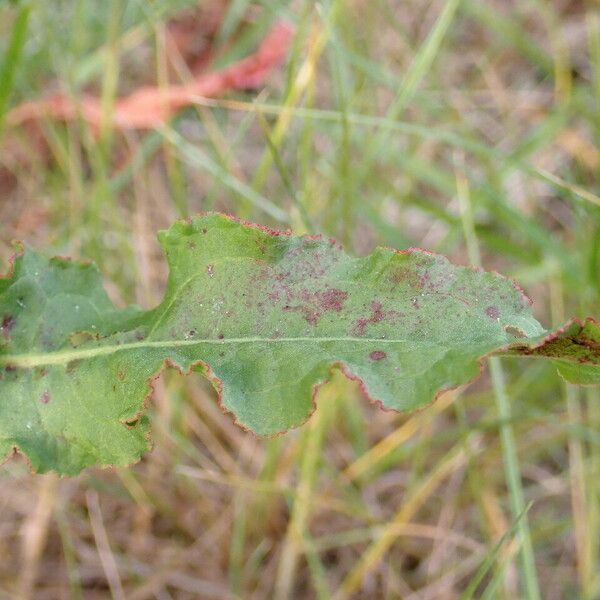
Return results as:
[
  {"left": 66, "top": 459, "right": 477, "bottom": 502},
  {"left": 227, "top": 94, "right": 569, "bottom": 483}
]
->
[{"left": 0, "top": 336, "right": 407, "bottom": 368}]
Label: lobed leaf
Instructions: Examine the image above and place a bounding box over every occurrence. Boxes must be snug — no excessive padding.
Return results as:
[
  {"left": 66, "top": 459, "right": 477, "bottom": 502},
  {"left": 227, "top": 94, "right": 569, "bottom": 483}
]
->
[{"left": 1, "top": 214, "right": 598, "bottom": 474}]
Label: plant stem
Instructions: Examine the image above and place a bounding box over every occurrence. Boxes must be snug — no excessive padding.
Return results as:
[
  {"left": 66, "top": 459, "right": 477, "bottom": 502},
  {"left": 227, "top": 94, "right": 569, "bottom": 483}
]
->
[
  {"left": 274, "top": 376, "right": 337, "bottom": 599},
  {"left": 488, "top": 357, "right": 541, "bottom": 600},
  {"left": 456, "top": 151, "right": 541, "bottom": 600}
]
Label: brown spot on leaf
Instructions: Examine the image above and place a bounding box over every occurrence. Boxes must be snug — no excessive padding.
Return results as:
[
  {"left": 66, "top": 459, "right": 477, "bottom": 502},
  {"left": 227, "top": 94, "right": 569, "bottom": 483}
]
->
[
  {"left": 117, "top": 369, "right": 126, "bottom": 381},
  {"left": 390, "top": 266, "right": 420, "bottom": 287},
  {"left": 255, "top": 238, "right": 267, "bottom": 255},
  {"left": 353, "top": 301, "right": 398, "bottom": 335},
  {"left": 1, "top": 315, "right": 15, "bottom": 339},
  {"left": 353, "top": 318, "right": 368, "bottom": 335},
  {"left": 369, "top": 350, "right": 387, "bottom": 361},
  {"left": 281, "top": 287, "right": 348, "bottom": 326},
  {"left": 66, "top": 359, "right": 81, "bottom": 373},
  {"left": 316, "top": 288, "right": 348, "bottom": 312},
  {"left": 283, "top": 304, "right": 319, "bottom": 326},
  {"left": 486, "top": 306, "right": 500, "bottom": 320},
  {"left": 40, "top": 390, "right": 50, "bottom": 404},
  {"left": 418, "top": 273, "right": 432, "bottom": 289},
  {"left": 371, "top": 301, "right": 385, "bottom": 322},
  {"left": 505, "top": 325, "right": 526, "bottom": 338}
]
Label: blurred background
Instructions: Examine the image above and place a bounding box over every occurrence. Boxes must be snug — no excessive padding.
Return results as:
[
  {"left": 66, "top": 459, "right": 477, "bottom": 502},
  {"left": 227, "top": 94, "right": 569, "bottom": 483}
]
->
[{"left": 1, "top": 1, "right": 599, "bottom": 598}]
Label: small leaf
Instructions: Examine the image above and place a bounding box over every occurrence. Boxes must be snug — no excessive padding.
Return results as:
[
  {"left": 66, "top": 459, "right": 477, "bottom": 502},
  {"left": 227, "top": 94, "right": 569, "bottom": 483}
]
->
[
  {"left": 1, "top": 214, "right": 598, "bottom": 474},
  {"left": 504, "top": 319, "right": 600, "bottom": 385}
]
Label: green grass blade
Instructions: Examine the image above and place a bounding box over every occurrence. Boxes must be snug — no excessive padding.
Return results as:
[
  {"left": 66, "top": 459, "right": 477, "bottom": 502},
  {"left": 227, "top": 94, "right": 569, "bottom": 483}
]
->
[
  {"left": 0, "top": 4, "right": 31, "bottom": 133},
  {"left": 459, "top": 502, "right": 533, "bottom": 600}
]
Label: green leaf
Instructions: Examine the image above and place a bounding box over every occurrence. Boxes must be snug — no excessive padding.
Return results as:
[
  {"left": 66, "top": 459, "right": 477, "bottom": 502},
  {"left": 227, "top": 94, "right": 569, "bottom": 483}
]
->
[
  {"left": 504, "top": 319, "right": 600, "bottom": 385},
  {"left": 1, "top": 213, "right": 599, "bottom": 474}
]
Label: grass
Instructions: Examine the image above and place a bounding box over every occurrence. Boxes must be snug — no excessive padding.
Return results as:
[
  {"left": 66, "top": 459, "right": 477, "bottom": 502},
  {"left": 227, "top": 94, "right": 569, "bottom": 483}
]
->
[{"left": 1, "top": 0, "right": 600, "bottom": 598}]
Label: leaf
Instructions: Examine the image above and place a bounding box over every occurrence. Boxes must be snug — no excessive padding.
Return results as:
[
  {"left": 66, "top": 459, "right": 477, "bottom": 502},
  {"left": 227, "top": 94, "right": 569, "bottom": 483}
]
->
[
  {"left": 1, "top": 213, "right": 599, "bottom": 475},
  {"left": 504, "top": 319, "right": 600, "bottom": 385},
  {"left": 6, "top": 22, "right": 294, "bottom": 130}
]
